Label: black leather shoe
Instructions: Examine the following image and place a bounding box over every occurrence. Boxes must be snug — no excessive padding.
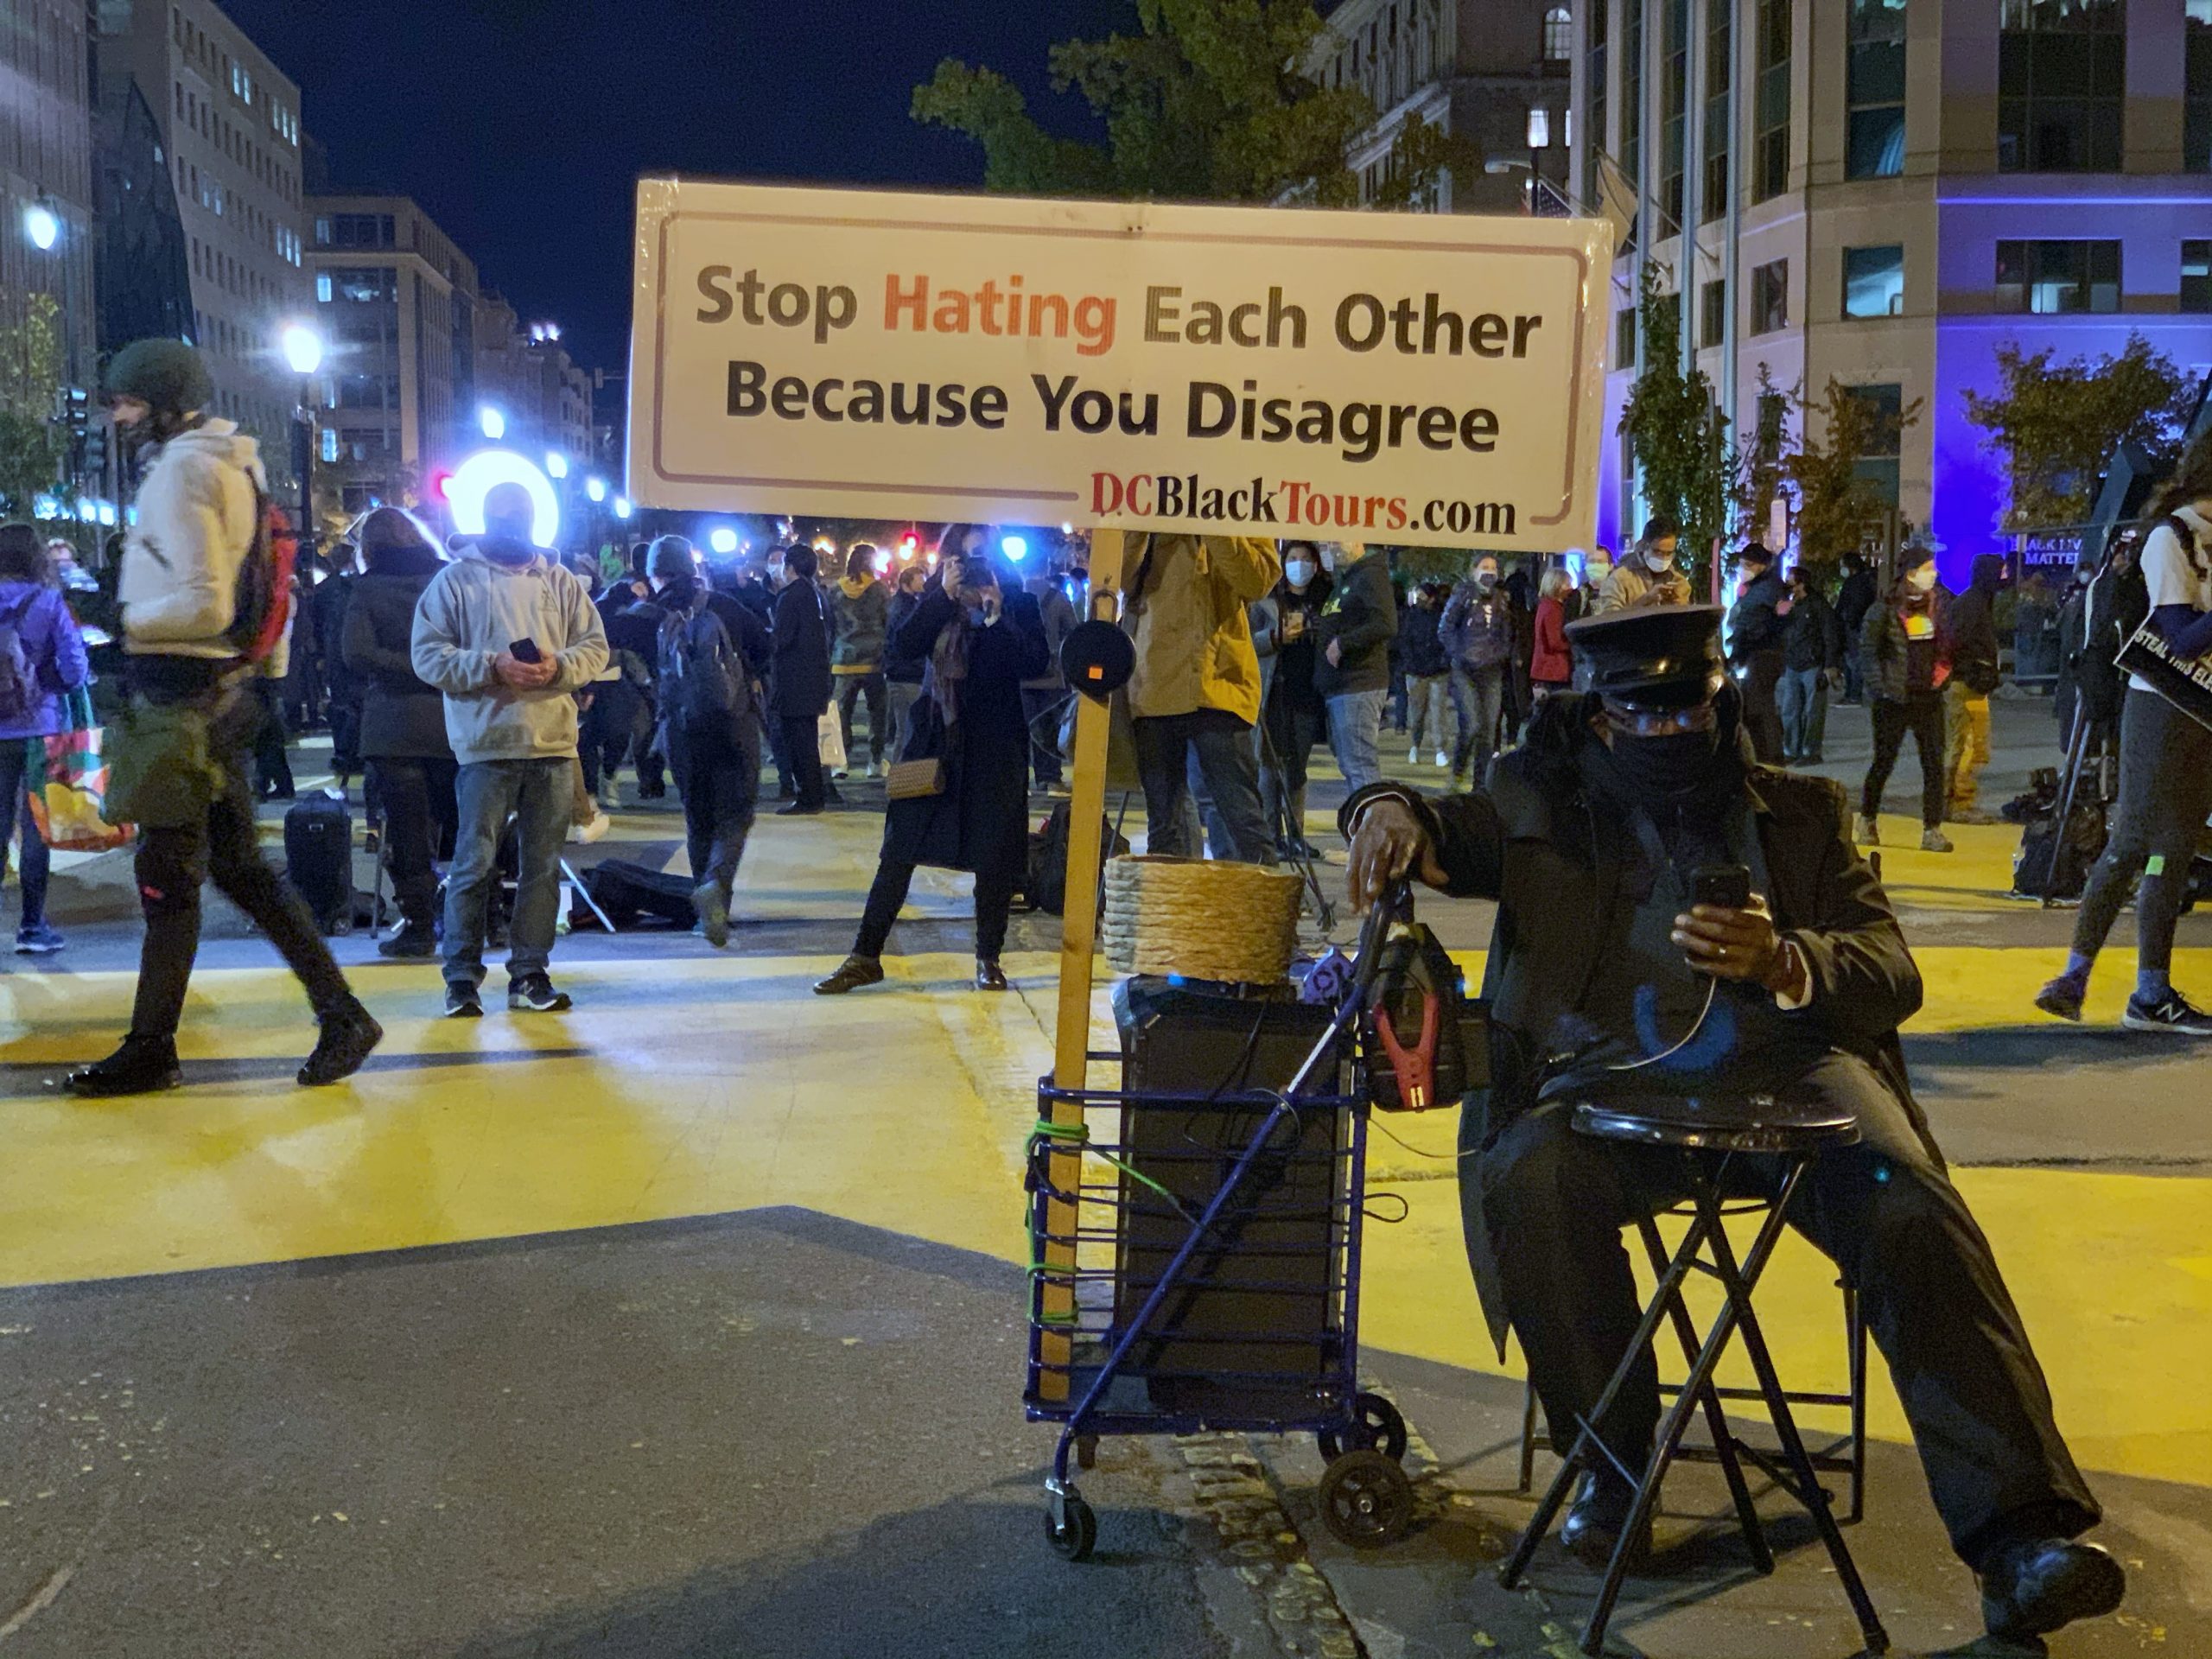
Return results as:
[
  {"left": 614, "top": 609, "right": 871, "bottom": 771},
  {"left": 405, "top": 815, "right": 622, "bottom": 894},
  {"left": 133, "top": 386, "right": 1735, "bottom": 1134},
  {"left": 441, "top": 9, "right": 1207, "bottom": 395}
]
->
[
  {"left": 1980, "top": 1539, "right": 2126, "bottom": 1643},
  {"left": 377, "top": 923, "right": 438, "bottom": 960},
  {"left": 1560, "top": 1470, "right": 1649, "bottom": 1571},
  {"left": 777, "top": 801, "right": 823, "bottom": 817},
  {"left": 64, "top": 1035, "right": 183, "bottom": 1098},
  {"left": 813, "top": 954, "right": 885, "bottom": 995},
  {"left": 975, "top": 958, "right": 1009, "bottom": 992},
  {"left": 299, "top": 1000, "right": 384, "bottom": 1087}
]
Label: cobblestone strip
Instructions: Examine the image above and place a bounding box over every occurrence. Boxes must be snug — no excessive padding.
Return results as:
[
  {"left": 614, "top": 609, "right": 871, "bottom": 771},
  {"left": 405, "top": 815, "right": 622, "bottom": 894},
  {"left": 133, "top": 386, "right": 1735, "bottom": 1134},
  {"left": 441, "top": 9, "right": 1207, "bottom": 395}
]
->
[{"left": 1175, "top": 1433, "right": 1368, "bottom": 1659}]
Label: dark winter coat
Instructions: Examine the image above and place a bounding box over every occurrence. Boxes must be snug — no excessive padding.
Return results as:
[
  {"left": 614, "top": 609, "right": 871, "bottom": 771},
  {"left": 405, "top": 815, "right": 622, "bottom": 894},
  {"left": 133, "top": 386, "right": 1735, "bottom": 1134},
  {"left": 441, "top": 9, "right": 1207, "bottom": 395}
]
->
[
  {"left": 1942, "top": 554, "right": 2006, "bottom": 695},
  {"left": 768, "top": 578, "right": 834, "bottom": 719},
  {"left": 1339, "top": 692, "right": 1931, "bottom": 1357},
  {"left": 884, "top": 588, "right": 930, "bottom": 684},
  {"left": 880, "top": 587, "right": 1051, "bottom": 877},
  {"left": 1440, "top": 582, "right": 1516, "bottom": 672},
  {"left": 1781, "top": 588, "right": 1844, "bottom": 672},
  {"left": 340, "top": 550, "right": 454, "bottom": 760},
  {"left": 1023, "top": 576, "right": 1081, "bottom": 690},
  {"left": 1726, "top": 569, "right": 1790, "bottom": 665},
  {"left": 1313, "top": 552, "right": 1397, "bottom": 697},
  {"left": 1396, "top": 601, "right": 1448, "bottom": 678},
  {"left": 1862, "top": 594, "right": 1945, "bottom": 705},
  {"left": 1836, "top": 566, "right": 1879, "bottom": 640}
]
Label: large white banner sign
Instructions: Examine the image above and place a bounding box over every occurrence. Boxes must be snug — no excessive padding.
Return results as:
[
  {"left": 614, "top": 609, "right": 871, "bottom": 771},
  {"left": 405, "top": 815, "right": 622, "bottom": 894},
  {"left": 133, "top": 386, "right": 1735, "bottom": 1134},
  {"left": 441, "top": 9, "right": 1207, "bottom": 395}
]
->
[{"left": 628, "top": 179, "right": 1612, "bottom": 550}]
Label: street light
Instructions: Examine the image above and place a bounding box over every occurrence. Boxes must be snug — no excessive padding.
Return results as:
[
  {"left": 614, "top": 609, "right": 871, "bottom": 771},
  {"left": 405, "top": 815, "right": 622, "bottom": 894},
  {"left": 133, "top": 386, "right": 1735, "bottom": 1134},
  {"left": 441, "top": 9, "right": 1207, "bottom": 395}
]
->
[
  {"left": 545, "top": 450, "right": 569, "bottom": 480},
  {"left": 586, "top": 477, "right": 607, "bottom": 504},
  {"left": 708, "top": 526, "right": 739, "bottom": 556},
  {"left": 22, "top": 201, "right": 60, "bottom": 251},
  {"left": 280, "top": 321, "right": 324, "bottom": 554},
  {"left": 613, "top": 496, "right": 632, "bottom": 520},
  {"left": 479, "top": 405, "right": 505, "bottom": 441}
]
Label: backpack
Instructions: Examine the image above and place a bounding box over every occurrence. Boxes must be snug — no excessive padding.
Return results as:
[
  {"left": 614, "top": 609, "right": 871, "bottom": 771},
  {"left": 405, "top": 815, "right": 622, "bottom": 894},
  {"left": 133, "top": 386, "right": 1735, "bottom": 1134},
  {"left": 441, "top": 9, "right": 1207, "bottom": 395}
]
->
[
  {"left": 0, "top": 590, "right": 40, "bottom": 724},
  {"left": 224, "top": 477, "right": 299, "bottom": 665},
  {"left": 1026, "top": 801, "right": 1130, "bottom": 916},
  {"left": 659, "top": 604, "right": 748, "bottom": 735}
]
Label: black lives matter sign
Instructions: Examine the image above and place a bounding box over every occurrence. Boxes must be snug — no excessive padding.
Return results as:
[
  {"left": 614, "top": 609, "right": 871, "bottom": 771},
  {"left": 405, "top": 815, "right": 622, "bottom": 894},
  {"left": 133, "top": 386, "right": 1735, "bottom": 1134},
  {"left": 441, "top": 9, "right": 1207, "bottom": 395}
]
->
[{"left": 629, "top": 180, "right": 1611, "bottom": 550}]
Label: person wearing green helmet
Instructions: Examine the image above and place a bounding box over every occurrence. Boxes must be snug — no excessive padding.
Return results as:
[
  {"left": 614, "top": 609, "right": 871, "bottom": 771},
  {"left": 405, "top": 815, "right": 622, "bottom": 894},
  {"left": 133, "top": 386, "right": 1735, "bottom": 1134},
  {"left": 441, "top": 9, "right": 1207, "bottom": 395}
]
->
[{"left": 61, "top": 339, "right": 381, "bottom": 1098}]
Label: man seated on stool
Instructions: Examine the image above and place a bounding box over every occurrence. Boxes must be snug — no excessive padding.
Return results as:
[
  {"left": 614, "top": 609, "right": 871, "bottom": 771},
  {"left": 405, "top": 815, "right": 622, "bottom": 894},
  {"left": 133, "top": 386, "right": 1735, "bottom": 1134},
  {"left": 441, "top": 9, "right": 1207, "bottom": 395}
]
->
[{"left": 1344, "top": 606, "right": 2121, "bottom": 1648}]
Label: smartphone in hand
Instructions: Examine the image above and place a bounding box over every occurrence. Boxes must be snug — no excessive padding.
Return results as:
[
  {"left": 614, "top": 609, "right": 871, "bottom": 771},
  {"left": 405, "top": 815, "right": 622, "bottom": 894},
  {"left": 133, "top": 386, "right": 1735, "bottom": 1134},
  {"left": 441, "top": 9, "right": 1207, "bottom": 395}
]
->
[
  {"left": 508, "top": 638, "right": 543, "bottom": 664},
  {"left": 1692, "top": 864, "right": 1752, "bottom": 912}
]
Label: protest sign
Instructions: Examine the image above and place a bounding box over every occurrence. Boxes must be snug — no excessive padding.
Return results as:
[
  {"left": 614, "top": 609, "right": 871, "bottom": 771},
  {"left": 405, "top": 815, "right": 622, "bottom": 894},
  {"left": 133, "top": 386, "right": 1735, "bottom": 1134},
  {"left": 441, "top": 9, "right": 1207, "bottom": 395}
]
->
[{"left": 628, "top": 179, "right": 1611, "bottom": 550}]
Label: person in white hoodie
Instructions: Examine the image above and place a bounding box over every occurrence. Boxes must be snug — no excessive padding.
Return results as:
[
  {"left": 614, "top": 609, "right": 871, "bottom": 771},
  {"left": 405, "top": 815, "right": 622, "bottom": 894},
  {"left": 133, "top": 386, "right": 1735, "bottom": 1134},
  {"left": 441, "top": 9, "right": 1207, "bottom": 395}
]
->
[
  {"left": 411, "top": 482, "right": 607, "bottom": 1016},
  {"left": 65, "top": 340, "right": 382, "bottom": 1098}
]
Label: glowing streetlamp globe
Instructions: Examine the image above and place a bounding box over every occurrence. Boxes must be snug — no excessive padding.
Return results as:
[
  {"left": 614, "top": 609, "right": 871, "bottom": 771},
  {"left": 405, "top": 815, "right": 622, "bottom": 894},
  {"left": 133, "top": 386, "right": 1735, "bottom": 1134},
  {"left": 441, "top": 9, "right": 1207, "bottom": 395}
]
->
[
  {"left": 479, "top": 405, "right": 506, "bottom": 441},
  {"left": 586, "top": 477, "right": 607, "bottom": 504},
  {"left": 545, "top": 451, "right": 569, "bottom": 480},
  {"left": 708, "top": 527, "right": 740, "bottom": 556},
  {"left": 279, "top": 322, "right": 324, "bottom": 377},
  {"left": 23, "top": 203, "right": 60, "bottom": 251}
]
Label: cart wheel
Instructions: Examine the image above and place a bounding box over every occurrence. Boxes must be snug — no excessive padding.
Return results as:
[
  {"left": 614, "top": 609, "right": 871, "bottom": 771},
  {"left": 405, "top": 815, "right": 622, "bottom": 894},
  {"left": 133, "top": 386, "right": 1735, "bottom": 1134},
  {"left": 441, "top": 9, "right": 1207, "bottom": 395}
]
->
[
  {"left": 1318, "top": 1392, "right": 1410, "bottom": 1464},
  {"left": 1046, "top": 1491, "right": 1096, "bottom": 1561},
  {"left": 1075, "top": 1434, "right": 1099, "bottom": 1471},
  {"left": 1318, "top": 1450, "right": 1414, "bottom": 1550}
]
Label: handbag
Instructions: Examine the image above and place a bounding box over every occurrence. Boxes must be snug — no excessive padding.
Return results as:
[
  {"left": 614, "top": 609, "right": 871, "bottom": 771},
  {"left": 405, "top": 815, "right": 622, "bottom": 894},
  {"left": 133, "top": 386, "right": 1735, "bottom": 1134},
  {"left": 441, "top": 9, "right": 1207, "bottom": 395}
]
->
[
  {"left": 26, "top": 688, "right": 134, "bottom": 852},
  {"left": 887, "top": 690, "right": 951, "bottom": 800},
  {"left": 885, "top": 756, "right": 946, "bottom": 800}
]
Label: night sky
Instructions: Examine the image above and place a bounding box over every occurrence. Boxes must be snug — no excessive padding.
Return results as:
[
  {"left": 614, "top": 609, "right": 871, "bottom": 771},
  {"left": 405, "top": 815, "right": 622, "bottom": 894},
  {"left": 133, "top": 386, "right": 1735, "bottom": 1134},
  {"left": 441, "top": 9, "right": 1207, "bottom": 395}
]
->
[{"left": 219, "top": 0, "right": 1138, "bottom": 375}]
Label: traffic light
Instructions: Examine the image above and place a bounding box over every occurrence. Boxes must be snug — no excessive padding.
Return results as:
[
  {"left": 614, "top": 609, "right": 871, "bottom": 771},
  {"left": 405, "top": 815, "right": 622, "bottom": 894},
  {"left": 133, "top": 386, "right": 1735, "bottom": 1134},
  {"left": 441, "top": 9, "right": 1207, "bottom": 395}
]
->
[{"left": 81, "top": 423, "right": 109, "bottom": 488}]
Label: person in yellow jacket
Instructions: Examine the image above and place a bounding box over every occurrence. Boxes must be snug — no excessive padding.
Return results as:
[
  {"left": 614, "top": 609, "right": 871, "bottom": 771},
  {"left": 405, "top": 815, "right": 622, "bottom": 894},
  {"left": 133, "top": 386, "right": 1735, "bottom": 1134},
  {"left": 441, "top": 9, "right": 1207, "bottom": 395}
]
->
[{"left": 1122, "top": 532, "right": 1282, "bottom": 862}]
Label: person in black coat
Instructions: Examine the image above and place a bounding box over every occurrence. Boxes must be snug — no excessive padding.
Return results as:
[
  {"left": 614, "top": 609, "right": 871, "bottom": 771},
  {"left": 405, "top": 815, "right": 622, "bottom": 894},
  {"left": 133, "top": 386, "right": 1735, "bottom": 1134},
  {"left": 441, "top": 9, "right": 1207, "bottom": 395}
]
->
[
  {"left": 1341, "top": 607, "right": 2119, "bottom": 1644},
  {"left": 769, "top": 544, "right": 833, "bottom": 814},
  {"left": 340, "top": 508, "right": 457, "bottom": 957},
  {"left": 1725, "top": 542, "right": 1789, "bottom": 764},
  {"left": 315, "top": 550, "right": 363, "bottom": 784},
  {"left": 814, "top": 551, "right": 1049, "bottom": 995}
]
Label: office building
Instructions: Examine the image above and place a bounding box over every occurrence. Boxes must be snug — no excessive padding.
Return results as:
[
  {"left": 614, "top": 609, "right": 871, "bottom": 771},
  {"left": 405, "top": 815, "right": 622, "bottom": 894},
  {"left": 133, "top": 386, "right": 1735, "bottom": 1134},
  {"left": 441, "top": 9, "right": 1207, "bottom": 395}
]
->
[
  {"left": 474, "top": 289, "right": 593, "bottom": 469},
  {"left": 3, "top": 0, "right": 98, "bottom": 388},
  {"left": 98, "top": 0, "right": 308, "bottom": 461},
  {"left": 305, "top": 193, "right": 478, "bottom": 516},
  {"left": 1318, "top": 0, "right": 1574, "bottom": 211},
  {"left": 1571, "top": 0, "right": 2212, "bottom": 569}
]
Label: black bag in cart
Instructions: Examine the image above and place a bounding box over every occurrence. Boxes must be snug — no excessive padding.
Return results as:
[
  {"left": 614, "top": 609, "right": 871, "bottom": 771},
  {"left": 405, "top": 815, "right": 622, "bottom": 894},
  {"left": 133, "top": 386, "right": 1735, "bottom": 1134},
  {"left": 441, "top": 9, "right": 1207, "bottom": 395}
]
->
[{"left": 284, "top": 792, "right": 355, "bottom": 935}]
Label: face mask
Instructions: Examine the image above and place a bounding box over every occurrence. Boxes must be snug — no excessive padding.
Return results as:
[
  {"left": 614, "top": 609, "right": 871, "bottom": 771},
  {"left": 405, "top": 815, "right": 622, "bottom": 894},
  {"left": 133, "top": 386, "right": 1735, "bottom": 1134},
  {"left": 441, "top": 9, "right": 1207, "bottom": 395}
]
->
[
  {"left": 1910, "top": 565, "right": 1937, "bottom": 594},
  {"left": 1475, "top": 570, "right": 1498, "bottom": 591},
  {"left": 1285, "top": 561, "right": 1316, "bottom": 587},
  {"left": 965, "top": 603, "right": 992, "bottom": 626},
  {"left": 1605, "top": 725, "right": 1728, "bottom": 804},
  {"left": 1644, "top": 550, "right": 1674, "bottom": 574}
]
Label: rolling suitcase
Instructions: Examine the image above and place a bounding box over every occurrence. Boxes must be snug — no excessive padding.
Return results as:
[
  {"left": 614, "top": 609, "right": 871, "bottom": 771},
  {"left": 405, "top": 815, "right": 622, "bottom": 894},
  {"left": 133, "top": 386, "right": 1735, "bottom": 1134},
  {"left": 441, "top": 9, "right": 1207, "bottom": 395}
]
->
[{"left": 284, "top": 791, "right": 356, "bottom": 935}]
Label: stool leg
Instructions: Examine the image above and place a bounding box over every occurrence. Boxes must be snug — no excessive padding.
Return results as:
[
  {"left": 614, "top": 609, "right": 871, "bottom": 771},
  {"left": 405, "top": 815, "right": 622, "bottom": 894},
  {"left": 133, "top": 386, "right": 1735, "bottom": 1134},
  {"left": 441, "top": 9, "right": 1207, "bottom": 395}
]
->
[
  {"left": 1518, "top": 1379, "right": 1540, "bottom": 1494},
  {"left": 1580, "top": 1187, "right": 1788, "bottom": 1657},
  {"left": 1637, "top": 1215, "right": 1774, "bottom": 1577},
  {"left": 1709, "top": 1196, "right": 1891, "bottom": 1656},
  {"left": 1501, "top": 1205, "right": 1719, "bottom": 1593},
  {"left": 1846, "top": 1283, "right": 1868, "bottom": 1526}
]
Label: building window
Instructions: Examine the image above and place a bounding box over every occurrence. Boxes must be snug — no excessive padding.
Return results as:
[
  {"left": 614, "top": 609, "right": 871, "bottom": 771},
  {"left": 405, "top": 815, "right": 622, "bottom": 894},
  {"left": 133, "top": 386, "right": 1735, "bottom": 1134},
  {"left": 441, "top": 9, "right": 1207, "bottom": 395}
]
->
[
  {"left": 1615, "top": 304, "right": 1637, "bottom": 369},
  {"left": 1995, "top": 239, "right": 2121, "bottom": 312},
  {"left": 1751, "top": 258, "right": 1789, "bottom": 334},
  {"left": 2180, "top": 240, "right": 2210, "bottom": 311},
  {"left": 1662, "top": 0, "right": 1689, "bottom": 230},
  {"left": 1755, "top": 0, "right": 1792, "bottom": 200},
  {"left": 1847, "top": 0, "right": 1907, "bottom": 178},
  {"left": 2189, "top": 0, "right": 2211, "bottom": 170},
  {"left": 1545, "top": 5, "right": 1573, "bottom": 60},
  {"left": 1999, "top": 0, "right": 2124, "bottom": 172},
  {"left": 1622, "top": 0, "right": 1643, "bottom": 186},
  {"left": 1702, "top": 0, "right": 1732, "bottom": 220},
  {"left": 1843, "top": 245, "right": 1904, "bottom": 317},
  {"left": 1700, "top": 279, "right": 1727, "bottom": 347},
  {"left": 320, "top": 427, "right": 339, "bottom": 464},
  {"left": 1845, "top": 384, "right": 1904, "bottom": 505},
  {"left": 1584, "top": 0, "right": 1608, "bottom": 207}
]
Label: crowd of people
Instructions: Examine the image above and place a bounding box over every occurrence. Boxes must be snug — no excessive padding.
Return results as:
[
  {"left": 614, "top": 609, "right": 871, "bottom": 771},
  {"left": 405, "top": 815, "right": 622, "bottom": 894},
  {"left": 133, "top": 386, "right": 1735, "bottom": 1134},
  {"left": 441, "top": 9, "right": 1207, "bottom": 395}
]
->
[{"left": 8, "top": 338, "right": 2211, "bottom": 1092}]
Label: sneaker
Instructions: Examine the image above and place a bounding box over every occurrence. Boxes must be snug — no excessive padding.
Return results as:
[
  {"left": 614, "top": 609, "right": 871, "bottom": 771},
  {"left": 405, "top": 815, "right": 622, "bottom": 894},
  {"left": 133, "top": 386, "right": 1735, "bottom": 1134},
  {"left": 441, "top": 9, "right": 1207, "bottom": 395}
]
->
[
  {"left": 569, "top": 808, "right": 611, "bottom": 845},
  {"left": 1407, "top": 745, "right": 1421, "bottom": 765},
  {"left": 508, "top": 973, "right": 573, "bottom": 1014},
  {"left": 595, "top": 780, "right": 621, "bottom": 812},
  {"left": 444, "top": 980, "right": 484, "bottom": 1019},
  {"left": 2035, "top": 975, "right": 2087, "bottom": 1022},
  {"left": 377, "top": 922, "right": 438, "bottom": 960},
  {"left": 830, "top": 768, "right": 850, "bottom": 781},
  {"left": 867, "top": 760, "right": 885, "bottom": 780},
  {"left": 14, "top": 922, "right": 66, "bottom": 955},
  {"left": 1433, "top": 751, "right": 1450, "bottom": 768},
  {"left": 1854, "top": 814, "right": 1880, "bottom": 846},
  {"left": 298, "top": 999, "right": 384, "bottom": 1087},
  {"left": 693, "top": 880, "right": 732, "bottom": 950},
  {"left": 777, "top": 800, "right": 824, "bottom": 817},
  {"left": 2122, "top": 988, "right": 2212, "bottom": 1035},
  {"left": 1921, "top": 827, "right": 1955, "bottom": 853},
  {"left": 813, "top": 953, "right": 886, "bottom": 995},
  {"left": 63, "top": 1034, "right": 183, "bottom": 1098}
]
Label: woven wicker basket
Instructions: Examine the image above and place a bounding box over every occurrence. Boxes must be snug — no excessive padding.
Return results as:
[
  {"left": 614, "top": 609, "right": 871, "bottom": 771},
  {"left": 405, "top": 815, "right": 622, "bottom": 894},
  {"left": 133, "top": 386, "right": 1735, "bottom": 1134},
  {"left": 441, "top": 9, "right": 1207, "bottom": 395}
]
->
[{"left": 1102, "top": 855, "right": 1303, "bottom": 985}]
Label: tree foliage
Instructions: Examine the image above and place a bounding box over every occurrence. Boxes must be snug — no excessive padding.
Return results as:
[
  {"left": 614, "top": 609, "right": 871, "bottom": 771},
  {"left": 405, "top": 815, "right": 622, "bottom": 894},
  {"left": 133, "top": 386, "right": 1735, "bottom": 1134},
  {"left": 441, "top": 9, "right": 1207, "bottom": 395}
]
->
[
  {"left": 1783, "top": 378, "right": 1923, "bottom": 580},
  {"left": 0, "top": 294, "right": 67, "bottom": 517},
  {"left": 913, "top": 0, "right": 1474, "bottom": 207},
  {"left": 1961, "top": 334, "right": 2194, "bottom": 529},
  {"left": 1616, "top": 264, "right": 1732, "bottom": 586}
]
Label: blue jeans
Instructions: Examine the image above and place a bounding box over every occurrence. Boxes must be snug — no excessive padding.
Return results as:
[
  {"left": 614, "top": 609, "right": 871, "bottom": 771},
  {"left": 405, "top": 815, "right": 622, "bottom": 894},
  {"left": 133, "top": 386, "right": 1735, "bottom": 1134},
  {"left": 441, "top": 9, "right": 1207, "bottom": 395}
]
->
[
  {"left": 0, "top": 742, "right": 50, "bottom": 931},
  {"left": 443, "top": 757, "right": 572, "bottom": 986},
  {"left": 1777, "top": 666, "right": 1830, "bottom": 760},
  {"left": 1325, "top": 688, "right": 1388, "bottom": 795},
  {"left": 1450, "top": 664, "right": 1507, "bottom": 781},
  {"left": 1131, "top": 710, "right": 1276, "bottom": 864}
]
